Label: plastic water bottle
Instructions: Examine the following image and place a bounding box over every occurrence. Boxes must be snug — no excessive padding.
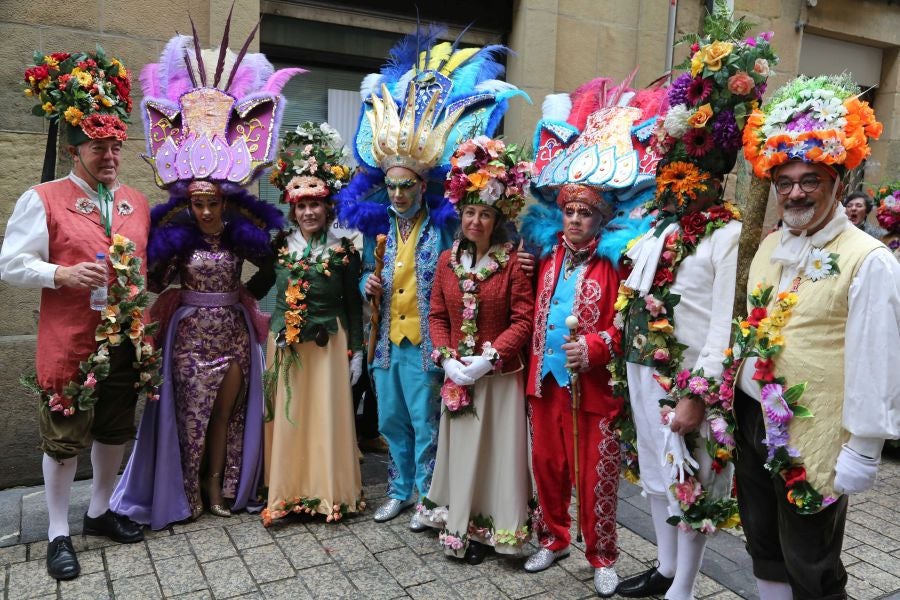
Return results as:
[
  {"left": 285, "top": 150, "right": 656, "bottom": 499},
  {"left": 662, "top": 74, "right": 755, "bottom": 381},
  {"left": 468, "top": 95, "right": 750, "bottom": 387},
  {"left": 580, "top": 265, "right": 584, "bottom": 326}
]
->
[{"left": 89, "top": 252, "right": 108, "bottom": 311}]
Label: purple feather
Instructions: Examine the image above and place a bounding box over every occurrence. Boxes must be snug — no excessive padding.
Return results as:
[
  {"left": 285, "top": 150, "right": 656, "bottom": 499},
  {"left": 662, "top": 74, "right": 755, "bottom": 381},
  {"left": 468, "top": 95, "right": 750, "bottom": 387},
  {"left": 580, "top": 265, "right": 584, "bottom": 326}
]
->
[
  {"left": 166, "top": 71, "right": 194, "bottom": 103},
  {"left": 157, "top": 35, "right": 192, "bottom": 100},
  {"left": 262, "top": 67, "right": 306, "bottom": 95},
  {"left": 228, "top": 53, "right": 274, "bottom": 98},
  {"left": 139, "top": 63, "right": 160, "bottom": 98}
]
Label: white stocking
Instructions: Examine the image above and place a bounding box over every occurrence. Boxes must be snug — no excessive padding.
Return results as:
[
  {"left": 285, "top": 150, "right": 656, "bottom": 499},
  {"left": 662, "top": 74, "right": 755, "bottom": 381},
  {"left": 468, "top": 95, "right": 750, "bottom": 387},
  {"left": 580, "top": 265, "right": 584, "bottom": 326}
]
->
[
  {"left": 665, "top": 528, "right": 707, "bottom": 599},
  {"left": 43, "top": 453, "right": 77, "bottom": 540},
  {"left": 649, "top": 493, "right": 677, "bottom": 578},
  {"left": 756, "top": 578, "right": 793, "bottom": 600},
  {"left": 87, "top": 441, "right": 125, "bottom": 518}
]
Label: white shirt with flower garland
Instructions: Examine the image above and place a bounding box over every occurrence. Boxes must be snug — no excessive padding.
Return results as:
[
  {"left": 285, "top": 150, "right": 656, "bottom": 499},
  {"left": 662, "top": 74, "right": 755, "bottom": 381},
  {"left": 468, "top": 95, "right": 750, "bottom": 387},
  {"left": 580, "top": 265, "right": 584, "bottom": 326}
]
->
[
  {"left": 0, "top": 173, "right": 119, "bottom": 289},
  {"left": 737, "top": 210, "right": 900, "bottom": 459}
]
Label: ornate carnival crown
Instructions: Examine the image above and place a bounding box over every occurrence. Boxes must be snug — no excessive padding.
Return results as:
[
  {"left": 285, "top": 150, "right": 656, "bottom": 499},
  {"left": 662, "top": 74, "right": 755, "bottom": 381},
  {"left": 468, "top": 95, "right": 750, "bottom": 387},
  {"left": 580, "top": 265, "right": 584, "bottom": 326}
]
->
[
  {"left": 743, "top": 74, "right": 883, "bottom": 179},
  {"left": 140, "top": 11, "right": 304, "bottom": 189}
]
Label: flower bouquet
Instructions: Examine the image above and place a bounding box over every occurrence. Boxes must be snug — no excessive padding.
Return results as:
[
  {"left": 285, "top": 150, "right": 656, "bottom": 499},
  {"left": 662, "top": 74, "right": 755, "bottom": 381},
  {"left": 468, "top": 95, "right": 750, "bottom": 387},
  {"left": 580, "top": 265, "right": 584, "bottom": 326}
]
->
[
  {"left": 444, "top": 136, "right": 532, "bottom": 219},
  {"left": 872, "top": 182, "right": 900, "bottom": 234}
]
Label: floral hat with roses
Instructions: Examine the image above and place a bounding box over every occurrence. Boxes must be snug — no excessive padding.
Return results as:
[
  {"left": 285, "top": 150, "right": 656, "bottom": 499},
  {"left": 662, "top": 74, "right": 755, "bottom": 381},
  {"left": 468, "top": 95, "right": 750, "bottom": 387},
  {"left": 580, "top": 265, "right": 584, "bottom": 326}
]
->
[
  {"left": 652, "top": 0, "right": 777, "bottom": 213},
  {"left": 444, "top": 136, "right": 533, "bottom": 221},
  {"left": 270, "top": 121, "right": 353, "bottom": 203},
  {"left": 871, "top": 181, "right": 900, "bottom": 234}
]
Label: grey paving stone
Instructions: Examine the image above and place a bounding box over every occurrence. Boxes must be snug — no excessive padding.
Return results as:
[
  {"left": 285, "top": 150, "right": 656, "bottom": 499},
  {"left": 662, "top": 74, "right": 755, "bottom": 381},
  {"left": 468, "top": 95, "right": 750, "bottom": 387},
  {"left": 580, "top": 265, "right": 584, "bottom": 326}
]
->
[
  {"left": 203, "top": 555, "right": 257, "bottom": 599},
  {"left": 171, "top": 515, "right": 224, "bottom": 534},
  {"left": 0, "top": 487, "right": 24, "bottom": 548},
  {"left": 303, "top": 518, "right": 352, "bottom": 541},
  {"left": 276, "top": 531, "right": 333, "bottom": 570},
  {"left": 477, "top": 558, "right": 549, "bottom": 598},
  {"left": 694, "top": 573, "right": 726, "bottom": 597},
  {"left": 347, "top": 519, "right": 405, "bottom": 554},
  {"left": 111, "top": 572, "right": 164, "bottom": 599},
  {"left": 155, "top": 554, "right": 207, "bottom": 597},
  {"left": 527, "top": 561, "right": 593, "bottom": 599},
  {"left": 296, "top": 562, "right": 359, "bottom": 598},
  {"left": 7, "top": 558, "right": 57, "bottom": 598},
  {"left": 406, "top": 579, "right": 462, "bottom": 599},
  {"left": 0, "top": 543, "right": 26, "bottom": 566},
  {"left": 227, "top": 520, "right": 274, "bottom": 550},
  {"left": 321, "top": 533, "right": 376, "bottom": 572},
  {"left": 345, "top": 564, "right": 407, "bottom": 600},
  {"left": 847, "top": 544, "right": 900, "bottom": 577},
  {"left": 452, "top": 577, "right": 512, "bottom": 599},
  {"left": 259, "top": 575, "right": 314, "bottom": 600},
  {"left": 104, "top": 541, "right": 153, "bottom": 580},
  {"left": 845, "top": 521, "right": 900, "bottom": 553},
  {"left": 170, "top": 591, "right": 213, "bottom": 599},
  {"left": 147, "top": 532, "right": 192, "bottom": 561},
  {"left": 58, "top": 570, "right": 110, "bottom": 600},
  {"left": 425, "top": 551, "right": 482, "bottom": 583},
  {"left": 241, "top": 543, "right": 294, "bottom": 584},
  {"left": 846, "top": 561, "right": 900, "bottom": 593},
  {"left": 77, "top": 548, "right": 104, "bottom": 575},
  {"left": 702, "top": 591, "right": 745, "bottom": 599},
  {"left": 187, "top": 527, "right": 237, "bottom": 563},
  {"left": 388, "top": 521, "right": 440, "bottom": 555},
  {"left": 376, "top": 546, "right": 436, "bottom": 587},
  {"left": 845, "top": 572, "right": 888, "bottom": 600}
]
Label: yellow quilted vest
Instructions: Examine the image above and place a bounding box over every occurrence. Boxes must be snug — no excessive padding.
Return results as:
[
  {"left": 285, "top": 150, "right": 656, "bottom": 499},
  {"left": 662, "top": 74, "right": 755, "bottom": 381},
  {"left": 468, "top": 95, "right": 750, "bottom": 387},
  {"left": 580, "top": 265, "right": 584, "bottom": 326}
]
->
[
  {"left": 388, "top": 214, "right": 424, "bottom": 345},
  {"left": 748, "top": 226, "right": 882, "bottom": 498}
]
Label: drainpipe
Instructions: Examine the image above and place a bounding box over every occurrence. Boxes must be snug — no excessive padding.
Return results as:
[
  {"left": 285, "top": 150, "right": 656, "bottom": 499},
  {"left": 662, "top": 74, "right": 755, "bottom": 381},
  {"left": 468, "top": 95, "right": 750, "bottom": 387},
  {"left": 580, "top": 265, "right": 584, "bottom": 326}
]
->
[{"left": 665, "top": 0, "right": 678, "bottom": 81}]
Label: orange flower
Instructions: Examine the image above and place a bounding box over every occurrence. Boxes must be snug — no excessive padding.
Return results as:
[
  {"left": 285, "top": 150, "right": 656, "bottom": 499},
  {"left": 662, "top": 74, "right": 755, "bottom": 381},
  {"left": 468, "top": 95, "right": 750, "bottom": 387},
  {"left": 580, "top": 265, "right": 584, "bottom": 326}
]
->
[
  {"left": 648, "top": 318, "right": 674, "bottom": 334},
  {"left": 284, "top": 311, "right": 302, "bottom": 326},
  {"left": 284, "top": 284, "right": 304, "bottom": 305},
  {"left": 657, "top": 161, "right": 706, "bottom": 200},
  {"left": 466, "top": 171, "right": 490, "bottom": 190},
  {"left": 688, "top": 104, "right": 713, "bottom": 128}
]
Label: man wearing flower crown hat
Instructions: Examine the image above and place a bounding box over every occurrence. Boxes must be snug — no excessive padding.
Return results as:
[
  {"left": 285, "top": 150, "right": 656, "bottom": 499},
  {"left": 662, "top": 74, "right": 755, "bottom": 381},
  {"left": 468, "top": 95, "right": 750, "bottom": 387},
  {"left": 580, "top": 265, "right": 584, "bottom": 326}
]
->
[
  {"left": 612, "top": 10, "right": 778, "bottom": 599},
  {"left": 0, "top": 48, "right": 151, "bottom": 580},
  {"left": 736, "top": 74, "right": 900, "bottom": 599},
  {"left": 520, "top": 75, "right": 668, "bottom": 596},
  {"left": 337, "top": 28, "right": 529, "bottom": 530}
]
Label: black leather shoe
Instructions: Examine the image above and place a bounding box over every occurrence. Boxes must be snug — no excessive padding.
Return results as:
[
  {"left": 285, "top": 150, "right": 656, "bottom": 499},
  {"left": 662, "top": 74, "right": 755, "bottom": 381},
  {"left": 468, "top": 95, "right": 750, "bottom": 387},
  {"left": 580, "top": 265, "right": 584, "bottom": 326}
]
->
[
  {"left": 46, "top": 535, "right": 80, "bottom": 580},
  {"left": 83, "top": 510, "right": 144, "bottom": 543},
  {"left": 616, "top": 567, "right": 674, "bottom": 597},
  {"left": 464, "top": 541, "right": 491, "bottom": 565}
]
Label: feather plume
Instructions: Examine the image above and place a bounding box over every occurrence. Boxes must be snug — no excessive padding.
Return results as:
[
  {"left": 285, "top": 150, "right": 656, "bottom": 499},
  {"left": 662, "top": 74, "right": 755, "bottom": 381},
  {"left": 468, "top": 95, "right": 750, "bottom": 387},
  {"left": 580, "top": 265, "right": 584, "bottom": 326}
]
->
[
  {"left": 447, "top": 45, "right": 508, "bottom": 103},
  {"left": 520, "top": 202, "right": 563, "bottom": 259},
  {"left": 567, "top": 78, "right": 610, "bottom": 130},
  {"left": 157, "top": 35, "right": 192, "bottom": 100},
  {"left": 189, "top": 17, "right": 207, "bottom": 86},
  {"left": 228, "top": 53, "right": 273, "bottom": 97},
  {"left": 261, "top": 67, "right": 305, "bottom": 95},
  {"left": 213, "top": 2, "right": 234, "bottom": 87},
  {"left": 359, "top": 73, "right": 382, "bottom": 99},
  {"left": 181, "top": 48, "right": 198, "bottom": 88},
  {"left": 474, "top": 80, "right": 518, "bottom": 95},
  {"left": 224, "top": 19, "right": 260, "bottom": 91},
  {"left": 139, "top": 63, "right": 161, "bottom": 98},
  {"left": 166, "top": 71, "right": 194, "bottom": 103},
  {"left": 541, "top": 93, "right": 572, "bottom": 122},
  {"left": 381, "top": 24, "right": 445, "bottom": 84}
]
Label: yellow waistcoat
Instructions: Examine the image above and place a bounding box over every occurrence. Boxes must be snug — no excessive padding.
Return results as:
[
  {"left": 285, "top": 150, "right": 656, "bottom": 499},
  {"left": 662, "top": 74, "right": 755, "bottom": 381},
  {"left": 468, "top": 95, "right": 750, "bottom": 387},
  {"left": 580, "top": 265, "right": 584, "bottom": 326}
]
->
[
  {"left": 389, "top": 214, "right": 424, "bottom": 345},
  {"left": 748, "top": 226, "right": 883, "bottom": 498}
]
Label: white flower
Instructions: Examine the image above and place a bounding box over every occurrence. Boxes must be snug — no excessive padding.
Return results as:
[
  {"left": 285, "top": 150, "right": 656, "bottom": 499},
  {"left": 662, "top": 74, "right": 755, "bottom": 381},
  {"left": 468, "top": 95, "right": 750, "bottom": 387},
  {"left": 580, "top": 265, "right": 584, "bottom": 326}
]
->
[
  {"left": 478, "top": 178, "right": 504, "bottom": 202},
  {"left": 75, "top": 197, "right": 95, "bottom": 214},
  {"left": 804, "top": 247, "right": 835, "bottom": 281},
  {"left": 818, "top": 136, "right": 844, "bottom": 159},
  {"left": 117, "top": 200, "right": 134, "bottom": 216},
  {"left": 810, "top": 96, "right": 846, "bottom": 123},
  {"left": 663, "top": 104, "right": 692, "bottom": 139},
  {"left": 456, "top": 151, "right": 476, "bottom": 168}
]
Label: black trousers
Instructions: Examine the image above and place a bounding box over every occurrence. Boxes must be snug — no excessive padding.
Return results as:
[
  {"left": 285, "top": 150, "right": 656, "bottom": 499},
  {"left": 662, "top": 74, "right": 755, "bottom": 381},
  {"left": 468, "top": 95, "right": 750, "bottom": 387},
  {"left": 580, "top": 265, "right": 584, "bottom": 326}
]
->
[
  {"left": 353, "top": 370, "right": 379, "bottom": 440},
  {"left": 733, "top": 388, "right": 848, "bottom": 600}
]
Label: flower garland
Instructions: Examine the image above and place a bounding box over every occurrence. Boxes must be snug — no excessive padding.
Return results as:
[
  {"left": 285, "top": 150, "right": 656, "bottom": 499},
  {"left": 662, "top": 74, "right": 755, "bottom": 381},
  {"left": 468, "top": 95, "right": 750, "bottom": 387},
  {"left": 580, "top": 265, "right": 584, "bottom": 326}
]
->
[
  {"left": 418, "top": 499, "right": 531, "bottom": 553},
  {"left": 261, "top": 495, "right": 366, "bottom": 527},
  {"left": 22, "top": 234, "right": 161, "bottom": 415},
  {"left": 721, "top": 283, "right": 836, "bottom": 514},
  {"left": 263, "top": 237, "right": 352, "bottom": 422},
  {"left": 610, "top": 204, "right": 740, "bottom": 482},
  {"left": 431, "top": 241, "right": 511, "bottom": 418}
]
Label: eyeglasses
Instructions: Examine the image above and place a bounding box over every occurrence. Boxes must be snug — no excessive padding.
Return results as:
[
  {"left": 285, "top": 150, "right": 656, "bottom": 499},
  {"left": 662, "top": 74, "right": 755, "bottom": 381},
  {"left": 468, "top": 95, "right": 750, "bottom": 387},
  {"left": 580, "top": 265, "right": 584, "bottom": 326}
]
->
[{"left": 774, "top": 176, "right": 823, "bottom": 195}]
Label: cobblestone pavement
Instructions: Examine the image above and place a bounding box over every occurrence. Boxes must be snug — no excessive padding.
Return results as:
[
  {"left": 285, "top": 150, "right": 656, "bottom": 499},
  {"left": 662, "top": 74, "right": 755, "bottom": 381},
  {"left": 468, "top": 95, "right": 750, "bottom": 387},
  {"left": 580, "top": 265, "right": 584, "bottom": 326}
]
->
[{"left": 2, "top": 451, "right": 899, "bottom": 599}]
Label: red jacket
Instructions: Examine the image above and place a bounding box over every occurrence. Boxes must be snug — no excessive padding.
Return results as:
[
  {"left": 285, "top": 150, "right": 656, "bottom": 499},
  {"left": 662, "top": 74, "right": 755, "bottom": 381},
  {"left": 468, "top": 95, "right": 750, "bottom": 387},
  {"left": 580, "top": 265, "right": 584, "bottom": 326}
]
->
[
  {"left": 429, "top": 248, "right": 534, "bottom": 374},
  {"left": 526, "top": 242, "right": 623, "bottom": 417}
]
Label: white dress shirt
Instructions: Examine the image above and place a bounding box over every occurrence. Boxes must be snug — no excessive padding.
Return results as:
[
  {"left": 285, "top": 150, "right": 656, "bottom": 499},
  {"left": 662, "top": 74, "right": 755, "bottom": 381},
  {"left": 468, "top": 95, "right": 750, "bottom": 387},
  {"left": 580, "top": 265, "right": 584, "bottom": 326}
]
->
[
  {"left": 737, "top": 211, "right": 900, "bottom": 458},
  {"left": 0, "top": 173, "right": 119, "bottom": 289}
]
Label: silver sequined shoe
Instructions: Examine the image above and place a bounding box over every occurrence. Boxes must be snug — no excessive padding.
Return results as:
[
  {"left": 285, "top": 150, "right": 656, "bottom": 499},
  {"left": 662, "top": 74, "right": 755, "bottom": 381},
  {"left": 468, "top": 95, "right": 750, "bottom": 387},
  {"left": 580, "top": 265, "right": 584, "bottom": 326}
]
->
[
  {"left": 594, "top": 566, "right": 619, "bottom": 597},
  {"left": 373, "top": 498, "right": 414, "bottom": 522},
  {"left": 523, "top": 546, "right": 570, "bottom": 572},
  {"left": 408, "top": 511, "right": 429, "bottom": 532}
]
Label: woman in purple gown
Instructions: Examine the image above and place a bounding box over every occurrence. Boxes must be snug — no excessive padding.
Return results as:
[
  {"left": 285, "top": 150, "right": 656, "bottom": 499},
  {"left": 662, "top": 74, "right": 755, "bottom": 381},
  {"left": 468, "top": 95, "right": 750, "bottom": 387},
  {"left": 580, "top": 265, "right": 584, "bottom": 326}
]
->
[{"left": 111, "top": 180, "right": 282, "bottom": 528}]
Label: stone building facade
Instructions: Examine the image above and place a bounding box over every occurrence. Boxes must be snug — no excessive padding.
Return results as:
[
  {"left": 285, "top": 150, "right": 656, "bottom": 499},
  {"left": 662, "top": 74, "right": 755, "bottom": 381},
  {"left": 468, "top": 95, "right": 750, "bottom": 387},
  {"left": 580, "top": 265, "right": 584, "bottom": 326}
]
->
[{"left": 1, "top": 0, "right": 898, "bottom": 487}]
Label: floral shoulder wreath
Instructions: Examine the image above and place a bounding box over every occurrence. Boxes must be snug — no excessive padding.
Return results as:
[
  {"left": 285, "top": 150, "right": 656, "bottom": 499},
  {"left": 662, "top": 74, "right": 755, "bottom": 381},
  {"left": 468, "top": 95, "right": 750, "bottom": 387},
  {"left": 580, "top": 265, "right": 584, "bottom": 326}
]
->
[{"left": 22, "top": 235, "right": 161, "bottom": 415}]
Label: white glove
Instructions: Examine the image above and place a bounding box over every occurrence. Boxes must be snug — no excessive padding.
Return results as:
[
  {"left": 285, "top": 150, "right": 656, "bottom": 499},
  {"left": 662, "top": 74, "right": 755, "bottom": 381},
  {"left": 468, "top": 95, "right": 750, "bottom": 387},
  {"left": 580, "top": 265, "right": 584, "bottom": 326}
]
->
[
  {"left": 349, "top": 351, "right": 364, "bottom": 386},
  {"left": 661, "top": 413, "right": 699, "bottom": 484},
  {"left": 461, "top": 355, "right": 493, "bottom": 382},
  {"left": 833, "top": 444, "right": 879, "bottom": 495},
  {"left": 443, "top": 358, "right": 475, "bottom": 386}
]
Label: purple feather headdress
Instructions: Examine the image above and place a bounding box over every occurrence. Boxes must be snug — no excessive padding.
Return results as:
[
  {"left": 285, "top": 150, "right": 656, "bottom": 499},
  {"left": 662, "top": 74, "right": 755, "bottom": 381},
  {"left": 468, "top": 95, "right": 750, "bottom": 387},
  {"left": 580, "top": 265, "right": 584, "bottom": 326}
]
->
[{"left": 139, "top": 8, "right": 304, "bottom": 189}]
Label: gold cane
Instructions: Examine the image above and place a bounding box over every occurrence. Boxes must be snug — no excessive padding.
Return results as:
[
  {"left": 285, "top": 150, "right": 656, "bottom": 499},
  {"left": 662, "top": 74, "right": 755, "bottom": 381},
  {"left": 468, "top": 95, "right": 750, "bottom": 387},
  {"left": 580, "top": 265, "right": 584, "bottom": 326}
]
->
[
  {"left": 565, "top": 314, "right": 583, "bottom": 543},
  {"left": 367, "top": 234, "right": 387, "bottom": 365}
]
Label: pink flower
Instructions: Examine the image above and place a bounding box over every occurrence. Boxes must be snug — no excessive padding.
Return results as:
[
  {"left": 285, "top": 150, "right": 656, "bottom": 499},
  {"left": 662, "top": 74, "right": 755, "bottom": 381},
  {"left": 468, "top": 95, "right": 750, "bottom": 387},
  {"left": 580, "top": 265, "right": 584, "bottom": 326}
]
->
[
  {"left": 744, "top": 37, "right": 757, "bottom": 47},
  {"left": 674, "top": 478, "right": 702, "bottom": 504},
  {"left": 441, "top": 380, "right": 471, "bottom": 412},
  {"left": 84, "top": 372, "right": 97, "bottom": 389},
  {"left": 727, "top": 71, "right": 755, "bottom": 96},
  {"left": 753, "top": 58, "right": 770, "bottom": 78},
  {"left": 761, "top": 31, "right": 774, "bottom": 41},
  {"left": 653, "top": 348, "right": 670, "bottom": 362},
  {"left": 761, "top": 383, "right": 791, "bottom": 424},
  {"left": 462, "top": 307, "right": 475, "bottom": 320},
  {"left": 461, "top": 279, "right": 476, "bottom": 292},
  {"left": 688, "top": 376, "right": 709, "bottom": 395},
  {"left": 709, "top": 416, "right": 735, "bottom": 447},
  {"left": 661, "top": 250, "right": 676, "bottom": 264},
  {"left": 644, "top": 295, "right": 667, "bottom": 317},
  {"left": 699, "top": 519, "right": 717, "bottom": 534},
  {"left": 676, "top": 369, "right": 691, "bottom": 389}
]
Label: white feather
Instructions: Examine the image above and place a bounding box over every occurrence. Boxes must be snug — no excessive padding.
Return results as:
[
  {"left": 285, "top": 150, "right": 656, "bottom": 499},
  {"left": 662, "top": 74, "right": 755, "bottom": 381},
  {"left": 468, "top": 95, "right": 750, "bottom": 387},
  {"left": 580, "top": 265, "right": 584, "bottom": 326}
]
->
[
  {"left": 359, "top": 73, "right": 382, "bottom": 99},
  {"left": 392, "top": 70, "right": 416, "bottom": 100},
  {"left": 474, "top": 80, "right": 519, "bottom": 94},
  {"left": 617, "top": 91, "right": 636, "bottom": 107},
  {"left": 542, "top": 93, "right": 572, "bottom": 121}
]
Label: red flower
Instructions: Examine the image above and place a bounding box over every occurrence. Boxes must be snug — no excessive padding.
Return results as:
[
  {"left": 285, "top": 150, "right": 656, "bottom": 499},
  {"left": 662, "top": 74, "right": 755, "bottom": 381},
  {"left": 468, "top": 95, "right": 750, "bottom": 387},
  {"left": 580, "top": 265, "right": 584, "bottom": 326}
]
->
[
  {"left": 752, "top": 358, "right": 776, "bottom": 383},
  {"left": 653, "top": 268, "right": 674, "bottom": 288},
  {"left": 747, "top": 307, "right": 768, "bottom": 327},
  {"left": 706, "top": 205, "right": 733, "bottom": 222},
  {"left": 50, "top": 52, "right": 71, "bottom": 62},
  {"left": 683, "top": 128, "right": 714, "bottom": 158},
  {"left": 111, "top": 76, "right": 132, "bottom": 112},
  {"left": 783, "top": 466, "right": 806, "bottom": 488},
  {"left": 24, "top": 65, "right": 50, "bottom": 83},
  {"left": 681, "top": 211, "right": 708, "bottom": 238}
]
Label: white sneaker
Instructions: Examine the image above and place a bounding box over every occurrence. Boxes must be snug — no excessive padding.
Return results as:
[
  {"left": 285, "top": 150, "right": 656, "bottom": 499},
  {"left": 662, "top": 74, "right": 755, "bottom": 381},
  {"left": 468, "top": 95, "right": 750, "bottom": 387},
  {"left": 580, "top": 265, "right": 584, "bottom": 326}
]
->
[
  {"left": 523, "top": 546, "right": 570, "bottom": 572},
  {"left": 594, "top": 566, "right": 619, "bottom": 597}
]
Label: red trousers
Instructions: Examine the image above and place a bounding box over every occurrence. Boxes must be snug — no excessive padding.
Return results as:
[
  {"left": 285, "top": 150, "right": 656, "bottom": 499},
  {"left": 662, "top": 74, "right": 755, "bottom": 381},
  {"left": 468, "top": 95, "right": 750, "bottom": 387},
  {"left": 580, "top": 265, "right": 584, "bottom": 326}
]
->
[{"left": 528, "top": 378, "right": 620, "bottom": 568}]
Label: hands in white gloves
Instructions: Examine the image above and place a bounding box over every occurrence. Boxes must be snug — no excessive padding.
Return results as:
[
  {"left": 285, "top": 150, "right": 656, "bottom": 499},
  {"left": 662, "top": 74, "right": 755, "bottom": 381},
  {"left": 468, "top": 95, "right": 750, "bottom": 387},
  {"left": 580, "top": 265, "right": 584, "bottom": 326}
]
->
[
  {"left": 349, "top": 351, "right": 364, "bottom": 386},
  {"left": 661, "top": 412, "right": 699, "bottom": 483},
  {"left": 443, "top": 358, "right": 475, "bottom": 386},
  {"left": 461, "top": 355, "right": 493, "bottom": 382},
  {"left": 833, "top": 444, "right": 879, "bottom": 495}
]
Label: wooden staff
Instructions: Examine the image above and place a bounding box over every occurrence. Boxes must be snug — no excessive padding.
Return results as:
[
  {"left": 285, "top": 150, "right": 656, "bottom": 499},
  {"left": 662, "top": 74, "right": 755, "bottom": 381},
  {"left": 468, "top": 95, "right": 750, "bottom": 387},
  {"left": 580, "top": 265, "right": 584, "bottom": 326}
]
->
[
  {"left": 565, "top": 314, "right": 583, "bottom": 543},
  {"left": 367, "top": 234, "right": 387, "bottom": 365}
]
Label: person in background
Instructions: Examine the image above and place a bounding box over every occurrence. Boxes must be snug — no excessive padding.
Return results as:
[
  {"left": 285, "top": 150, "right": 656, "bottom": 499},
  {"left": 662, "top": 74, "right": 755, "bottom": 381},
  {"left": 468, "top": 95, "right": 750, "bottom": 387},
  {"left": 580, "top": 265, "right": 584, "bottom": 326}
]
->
[{"left": 844, "top": 190, "right": 886, "bottom": 238}]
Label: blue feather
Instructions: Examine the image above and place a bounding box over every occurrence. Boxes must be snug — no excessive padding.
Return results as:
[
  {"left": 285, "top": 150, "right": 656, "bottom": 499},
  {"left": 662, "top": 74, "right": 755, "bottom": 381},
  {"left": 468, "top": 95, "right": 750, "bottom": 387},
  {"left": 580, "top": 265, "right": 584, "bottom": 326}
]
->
[
  {"left": 381, "top": 25, "right": 445, "bottom": 84},
  {"left": 520, "top": 202, "right": 563, "bottom": 259}
]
